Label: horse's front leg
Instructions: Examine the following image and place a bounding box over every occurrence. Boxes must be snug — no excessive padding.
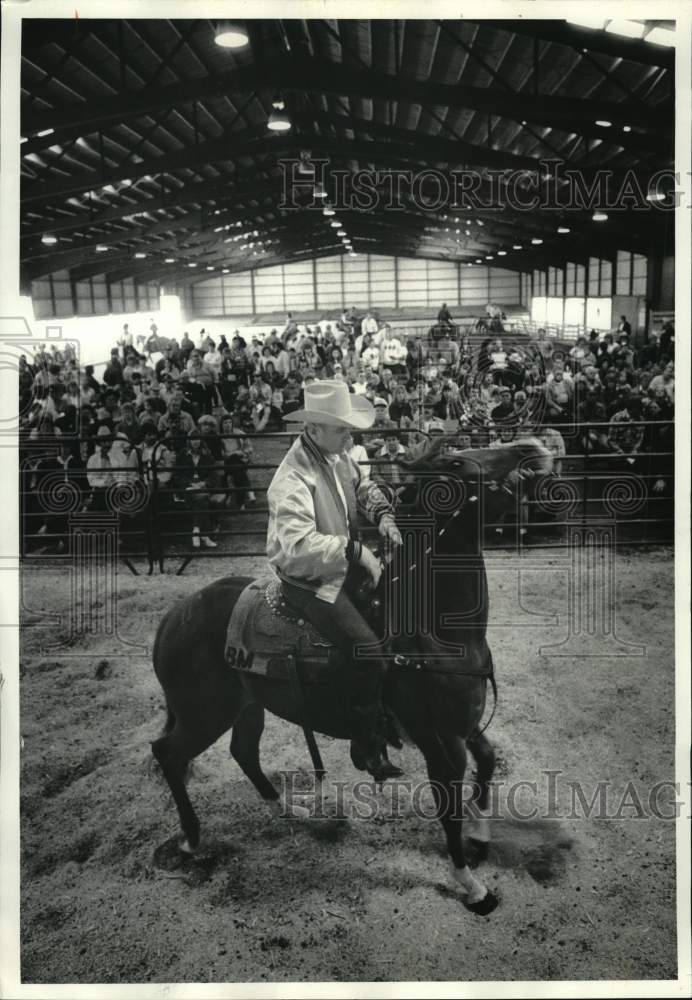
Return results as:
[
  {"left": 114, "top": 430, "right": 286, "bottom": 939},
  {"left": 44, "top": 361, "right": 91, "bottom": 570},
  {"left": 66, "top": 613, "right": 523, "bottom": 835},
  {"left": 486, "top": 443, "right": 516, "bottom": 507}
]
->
[
  {"left": 416, "top": 728, "right": 498, "bottom": 916},
  {"left": 465, "top": 729, "right": 495, "bottom": 859}
]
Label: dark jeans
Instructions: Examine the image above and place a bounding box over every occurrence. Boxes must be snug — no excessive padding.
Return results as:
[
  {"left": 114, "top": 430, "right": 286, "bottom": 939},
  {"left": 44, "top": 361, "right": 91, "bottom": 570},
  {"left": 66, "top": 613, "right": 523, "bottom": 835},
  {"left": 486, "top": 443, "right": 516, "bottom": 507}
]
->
[
  {"left": 224, "top": 455, "right": 252, "bottom": 506},
  {"left": 281, "top": 571, "right": 387, "bottom": 745}
]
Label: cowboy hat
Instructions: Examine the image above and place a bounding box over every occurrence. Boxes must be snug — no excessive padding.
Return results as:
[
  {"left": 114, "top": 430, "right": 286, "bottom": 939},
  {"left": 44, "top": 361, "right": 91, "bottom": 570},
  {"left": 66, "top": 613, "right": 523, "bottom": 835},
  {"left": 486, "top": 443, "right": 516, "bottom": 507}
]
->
[{"left": 284, "top": 379, "right": 374, "bottom": 428}]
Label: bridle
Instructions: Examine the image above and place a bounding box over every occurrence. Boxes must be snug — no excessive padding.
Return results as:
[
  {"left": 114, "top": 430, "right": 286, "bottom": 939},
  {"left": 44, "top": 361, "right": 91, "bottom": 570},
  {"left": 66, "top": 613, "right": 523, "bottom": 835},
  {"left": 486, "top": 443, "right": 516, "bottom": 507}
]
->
[{"left": 374, "top": 472, "right": 499, "bottom": 738}]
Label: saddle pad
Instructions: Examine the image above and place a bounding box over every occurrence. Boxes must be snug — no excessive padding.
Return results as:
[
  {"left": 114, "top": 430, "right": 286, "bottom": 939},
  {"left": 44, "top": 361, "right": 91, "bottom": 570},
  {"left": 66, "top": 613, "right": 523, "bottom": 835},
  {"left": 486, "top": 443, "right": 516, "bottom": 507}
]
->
[{"left": 225, "top": 576, "right": 334, "bottom": 679}]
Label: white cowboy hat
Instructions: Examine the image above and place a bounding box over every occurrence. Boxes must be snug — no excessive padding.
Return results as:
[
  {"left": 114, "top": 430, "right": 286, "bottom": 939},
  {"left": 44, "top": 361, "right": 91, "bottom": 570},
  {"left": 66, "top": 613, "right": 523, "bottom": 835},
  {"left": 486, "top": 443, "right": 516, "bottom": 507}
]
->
[{"left": 284, "top": 379, "right": 374, "bottom": 428}]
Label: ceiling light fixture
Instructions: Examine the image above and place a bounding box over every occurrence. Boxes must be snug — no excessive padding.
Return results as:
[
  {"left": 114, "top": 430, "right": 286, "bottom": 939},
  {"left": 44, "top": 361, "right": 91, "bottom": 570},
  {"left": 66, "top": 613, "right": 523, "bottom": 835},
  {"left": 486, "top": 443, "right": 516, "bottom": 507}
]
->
[
  {"left": 595, "top": 119, "right": 612, "bottom": 128},
  {"left": 267, "top": 99, "right": 291, "bottom": 133},
  {"left": 646, "top": 189, "right": 665, "bottom": 203},
  {"left": 41, "top": 234, "right": 57, "bottom": 245},
  {"left": 513, "top": 244, "right": 523, "bottom": 250},
  {"left": 646, "top": 26, "right": 675, "bottom": 47},
  {"left": 557, "top": 226, "right": 571, "bottom": 234},
  {"left": 214, "top": 21, "right": 250, "bottom": 48},
  {"left": 592, "top": 211, "right": 608, "bottom": 222},
  {"left": 188, "top": 262, "right": 197, "bottom": 268},
  {"left": 323, "top": 206, "right": 335, "bottom": 216},
  {"left": 314, "top": 183, "right": 327, "bottom": 199},
  {"left": 330, "top": 221, "right": 341, "bottom": 228},
  {"left": 605, "top": 19, "right": 645, "bottom": 40},
  {"left": 337, "top": 229, "right": 346, "bottom": 237},
  {"left": 485, "top": 255, "right": 494, "bottom": 260},
  {"left": 95, "top": 245, "right": 109, "bottom": 252},
  {"left": 567, "top": 16, "right": 605, "bottom": 30},
  {"left": 165, "top": 258, "right": 175, "bottom": 263},
  {"left": 134, "top": 252, "right": 147, "bottom": 259},
  {"left": 531, "top": 237, "right": 543, "bottom": 245},
  {"left": 623, "top": 125, "right": 632, "bottom": 133}
]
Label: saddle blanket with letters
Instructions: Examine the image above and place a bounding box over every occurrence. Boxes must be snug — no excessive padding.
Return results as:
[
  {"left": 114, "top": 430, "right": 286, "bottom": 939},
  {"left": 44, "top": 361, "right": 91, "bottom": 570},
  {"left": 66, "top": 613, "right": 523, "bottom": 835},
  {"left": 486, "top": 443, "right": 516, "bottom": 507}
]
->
[{"left": 225, "top": 576, "right": 336, "bottom": 680}]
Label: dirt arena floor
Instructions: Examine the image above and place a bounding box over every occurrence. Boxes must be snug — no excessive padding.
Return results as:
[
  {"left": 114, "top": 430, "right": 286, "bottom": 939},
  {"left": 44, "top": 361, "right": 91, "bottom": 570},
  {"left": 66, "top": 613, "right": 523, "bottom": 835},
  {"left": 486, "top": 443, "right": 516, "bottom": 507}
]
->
[{"left": 19, "top": 546, "right": 677, "bottom": 985}]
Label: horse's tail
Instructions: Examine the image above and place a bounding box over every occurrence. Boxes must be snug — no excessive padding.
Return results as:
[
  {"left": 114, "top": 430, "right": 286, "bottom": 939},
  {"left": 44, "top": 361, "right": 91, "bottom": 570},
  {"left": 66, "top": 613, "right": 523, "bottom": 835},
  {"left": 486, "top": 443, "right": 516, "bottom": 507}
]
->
[{"left": 150, "top": 612, "right": 192, "bottom": 785}]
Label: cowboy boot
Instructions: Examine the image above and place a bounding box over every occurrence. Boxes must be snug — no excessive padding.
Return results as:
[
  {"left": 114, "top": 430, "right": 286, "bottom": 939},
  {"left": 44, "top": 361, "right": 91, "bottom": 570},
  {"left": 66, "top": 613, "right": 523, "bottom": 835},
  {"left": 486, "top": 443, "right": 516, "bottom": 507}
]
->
[{"left": 348, "top": 702, "right": 404, "bottom": 782}]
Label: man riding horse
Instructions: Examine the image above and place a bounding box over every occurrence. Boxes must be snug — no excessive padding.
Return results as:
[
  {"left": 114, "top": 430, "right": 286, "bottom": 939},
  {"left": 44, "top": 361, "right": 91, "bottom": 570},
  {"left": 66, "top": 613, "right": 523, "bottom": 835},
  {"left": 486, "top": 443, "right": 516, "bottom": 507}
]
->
[{"left": 267, "top": 380, "right": 404, "bottom": 782}]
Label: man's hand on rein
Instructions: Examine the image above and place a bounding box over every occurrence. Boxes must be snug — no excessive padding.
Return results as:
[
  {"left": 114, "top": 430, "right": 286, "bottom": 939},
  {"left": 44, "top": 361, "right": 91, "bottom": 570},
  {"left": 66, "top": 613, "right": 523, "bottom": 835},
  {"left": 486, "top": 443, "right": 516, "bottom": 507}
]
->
[{"left": 378, "top": 513, "right": 403, "bottom": 559}]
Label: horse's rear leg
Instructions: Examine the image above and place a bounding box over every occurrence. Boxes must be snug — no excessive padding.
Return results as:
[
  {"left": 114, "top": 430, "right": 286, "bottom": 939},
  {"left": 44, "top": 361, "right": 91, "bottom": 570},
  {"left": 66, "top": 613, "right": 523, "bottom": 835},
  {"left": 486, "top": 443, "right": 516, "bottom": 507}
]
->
[
  {"left": 230, "top": 701, "right": 279, "bottom": 802},
  {"left": 465, "top": 730, "right": 495, "bottom": 858},
  {"left": 152, "top": 726, "right": 200, "bottom": 853},
  {"left": 152, "top": 708, "right": 232, "bottom": 853}
]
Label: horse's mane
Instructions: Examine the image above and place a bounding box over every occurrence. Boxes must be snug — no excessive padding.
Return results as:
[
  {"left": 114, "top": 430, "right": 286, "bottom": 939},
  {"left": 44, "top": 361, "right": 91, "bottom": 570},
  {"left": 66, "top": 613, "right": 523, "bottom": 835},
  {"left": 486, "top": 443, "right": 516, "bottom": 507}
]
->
[{"left": 401, "top": 434, "right": 553, "bottom": 480}]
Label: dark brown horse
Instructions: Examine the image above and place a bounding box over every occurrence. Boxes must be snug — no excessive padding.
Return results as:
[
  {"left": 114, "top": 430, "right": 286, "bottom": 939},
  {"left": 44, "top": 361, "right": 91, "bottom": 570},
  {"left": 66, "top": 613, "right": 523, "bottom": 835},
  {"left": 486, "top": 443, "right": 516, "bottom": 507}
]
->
[{"left": 151, "top": 436, "right": 553, "bottom": 915}]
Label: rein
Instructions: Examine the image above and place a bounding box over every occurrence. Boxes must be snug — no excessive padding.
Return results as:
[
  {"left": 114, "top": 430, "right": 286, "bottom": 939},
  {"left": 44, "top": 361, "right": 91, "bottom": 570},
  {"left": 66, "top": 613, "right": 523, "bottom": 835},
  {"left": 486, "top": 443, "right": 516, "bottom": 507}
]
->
[{"left": 381, "top": 477, "right": 498, "bottom": 736}]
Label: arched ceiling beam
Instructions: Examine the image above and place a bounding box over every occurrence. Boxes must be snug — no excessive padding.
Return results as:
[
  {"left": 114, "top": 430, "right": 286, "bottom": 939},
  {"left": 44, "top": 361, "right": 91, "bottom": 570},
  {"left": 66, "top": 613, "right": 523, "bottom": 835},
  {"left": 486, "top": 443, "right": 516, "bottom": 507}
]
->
[
  {"left": 22, "top": 53, "right": 671, "bottom": 143},
  {"left": 491, "top": 20, "right": 674, "bottom": 70}
]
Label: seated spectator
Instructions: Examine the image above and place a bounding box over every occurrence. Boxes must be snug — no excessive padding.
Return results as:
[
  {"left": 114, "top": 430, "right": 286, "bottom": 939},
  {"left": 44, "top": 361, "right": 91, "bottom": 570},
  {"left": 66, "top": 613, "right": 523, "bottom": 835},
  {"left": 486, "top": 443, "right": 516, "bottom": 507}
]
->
[
  {"left": 86, "top": 426, "right": 116, "bottom": 511},
  {"left": 545, "top": 371, "right": 572, "bottom": 424},
  {"left": 33, "top": 440, "right": 88, "bottom": 552},
  {"left": 157, "top": 394, "right": 196, "bottom": 452},
  {"left": 219, "top": 413, "right": 256, "bottom": 509},
  {"left": 648, "top": 363, "right": 674, "bottom": 404},
  {"left": 197, "top": 413, "right": 223, "bottom": 460},
  {"left": 373, "top": 431, "right": 413, "bottom": 506},
  {"left": 170, "top": 433, "right": 219, "bottom": 548},
  {"left": 251, "top": 400, "right": 271, "bottom": 433},
  {"left": 140, "top": 421, "right": 174, "bottom": 492},
  {"left": 348, "top": 431, "right": 371, "bottom": 482},
  {"left": 489, "top": 338, "right": 507, "bottom": 374},
  {"left": 380, "top": 330, "right": 408, "bottom": 374},
  {"left": 608, "top": 397, "right": 645, "bottom": 465},
  {"left": 576, "top": 388, "right": 609, "bottom": 453},
  {"left": 155, "top": 347, "right": 182, "bottom": 382},
  {"left": 490, "top": 386, "right": 514, "bottom": 422},
  {"left": 249, "top": 372, "right": 272, "bottom": 407},
  {"left": 389, "top": 385, "right": 413, "bottom": 426},
  {"left": 186, "top": 349, "right": 217, "bottom": 413},
  {"left": 434, "top": 383, "right": 465, "bottom": 422},
  {"left": 103, "top": 350, "right": 124, "bottom": 387},
  {"left": 281, "top": 373, "right": 303, "bottom": 415},
  {"left": 538, "top": 425, "right": 566, "bottom": 477},
  {"left": 360, "top": 336, "right": 381, "bottom": 370},
  {"left": 115, "top": 401, "right": 144, "bottom": 445},
  {"left": 365, "top": 397, "right": 397, "bottom": 455}
]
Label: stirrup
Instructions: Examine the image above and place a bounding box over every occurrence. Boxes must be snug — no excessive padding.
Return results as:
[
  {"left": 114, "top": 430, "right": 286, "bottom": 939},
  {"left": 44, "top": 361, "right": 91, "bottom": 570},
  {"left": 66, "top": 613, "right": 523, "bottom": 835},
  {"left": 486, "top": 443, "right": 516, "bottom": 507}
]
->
[{"left": 350, "top": 742, "right": 404, "bottom": 781}]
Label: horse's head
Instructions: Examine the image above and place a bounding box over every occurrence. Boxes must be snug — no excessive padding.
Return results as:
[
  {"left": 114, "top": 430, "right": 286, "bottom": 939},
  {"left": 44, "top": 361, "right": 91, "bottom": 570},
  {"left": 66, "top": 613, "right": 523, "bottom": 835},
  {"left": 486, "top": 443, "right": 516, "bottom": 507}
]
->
[{"left": 402, "top": 432, "right": 554, "bottom": 491}]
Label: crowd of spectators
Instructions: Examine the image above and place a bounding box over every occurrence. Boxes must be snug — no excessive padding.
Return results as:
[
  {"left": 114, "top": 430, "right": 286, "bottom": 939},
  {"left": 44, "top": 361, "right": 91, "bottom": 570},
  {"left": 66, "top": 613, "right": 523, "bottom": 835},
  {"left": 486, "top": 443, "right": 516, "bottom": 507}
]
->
[{"left": 18, "top": 305, "right": 675, "bottom": 553}]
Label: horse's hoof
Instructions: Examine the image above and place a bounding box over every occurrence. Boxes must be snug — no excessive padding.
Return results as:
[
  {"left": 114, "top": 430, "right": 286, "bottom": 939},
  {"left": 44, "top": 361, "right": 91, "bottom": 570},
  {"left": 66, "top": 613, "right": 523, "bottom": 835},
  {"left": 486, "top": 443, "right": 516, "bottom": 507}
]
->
[{"left": 464, "top": 890, "right": 499, "bottom": 916}]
